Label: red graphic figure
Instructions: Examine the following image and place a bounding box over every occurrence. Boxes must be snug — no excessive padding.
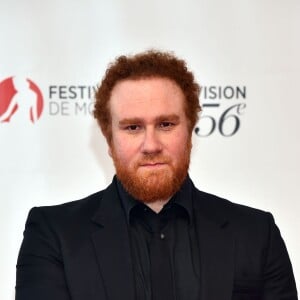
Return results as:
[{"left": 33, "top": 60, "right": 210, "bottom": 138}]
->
[{"left": 0, "top": 76, "right": 43, "bottom": 123}]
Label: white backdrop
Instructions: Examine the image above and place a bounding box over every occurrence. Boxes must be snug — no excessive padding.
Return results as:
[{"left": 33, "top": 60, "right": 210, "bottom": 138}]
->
[{"left": 0, "top": 1, "right": 299, "bottom": 298}]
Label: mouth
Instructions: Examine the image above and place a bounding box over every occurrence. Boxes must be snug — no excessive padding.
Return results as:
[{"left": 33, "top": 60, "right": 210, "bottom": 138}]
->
[{"left": 139, "top": 162, "right": 167, "bottom": 168}]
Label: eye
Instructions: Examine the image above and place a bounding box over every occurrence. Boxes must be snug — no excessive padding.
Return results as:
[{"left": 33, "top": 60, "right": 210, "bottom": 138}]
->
[
  {"left": 125, "top": 124, "right": 141, "bottom": 131},
  {"left": 159, "top": 122, "right": 174, "bottom": 130}
]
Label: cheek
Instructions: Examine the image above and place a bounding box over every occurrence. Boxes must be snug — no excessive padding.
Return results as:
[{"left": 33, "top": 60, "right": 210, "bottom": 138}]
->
[
  {"left": 112, "top": 137, "right": 139, "bottom": 163},
  {"left": 168, "top": 133, "right": 190, "bottom": 155}
]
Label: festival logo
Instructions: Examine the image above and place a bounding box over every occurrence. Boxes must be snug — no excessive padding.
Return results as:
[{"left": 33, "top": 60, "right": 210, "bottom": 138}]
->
[
  {"left": 0, "top": 76, "right": 44, "bottom": 124},
  {"left": 0, "top": 78, "right": 247, "bottom": 137},
  {"left": 195, "top": 85, "right": 247, "bottom": 137}
]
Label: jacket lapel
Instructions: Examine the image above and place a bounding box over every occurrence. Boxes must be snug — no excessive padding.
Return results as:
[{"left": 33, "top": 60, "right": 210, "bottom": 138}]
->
[
  {"left": 91, "top": 181, "right": 135, "bottom": 300},
  {"left": 194, "top": 191, "right": 235, "bottom": 300}
]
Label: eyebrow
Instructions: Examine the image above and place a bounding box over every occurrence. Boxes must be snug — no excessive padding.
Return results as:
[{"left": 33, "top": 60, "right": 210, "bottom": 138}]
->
[
  {"left": 118, "top": 114, "right": 180, "bottom": 126},
  {"left": 155, "top": 114, "right": 180, "bottom": 123}
]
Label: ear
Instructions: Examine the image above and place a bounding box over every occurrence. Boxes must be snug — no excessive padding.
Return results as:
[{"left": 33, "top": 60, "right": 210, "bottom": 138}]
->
[{"left": 108, "top": 147, "right": 112, "bottom": 157}]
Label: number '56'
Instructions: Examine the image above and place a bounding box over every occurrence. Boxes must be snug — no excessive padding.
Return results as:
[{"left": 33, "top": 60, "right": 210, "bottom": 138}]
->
[{"left": 194, "top": 103, "right": 246, "bottom": 137}]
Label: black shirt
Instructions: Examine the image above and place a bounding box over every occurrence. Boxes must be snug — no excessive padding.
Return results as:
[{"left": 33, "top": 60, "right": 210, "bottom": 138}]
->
[{"left": 116, "top": 176, "right": 200, "bottom": 300}]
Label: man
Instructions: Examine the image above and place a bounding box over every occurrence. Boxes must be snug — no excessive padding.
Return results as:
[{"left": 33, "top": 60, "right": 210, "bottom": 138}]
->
[{"left": 16, "top": 50, "right": 297, "bottom": 300}]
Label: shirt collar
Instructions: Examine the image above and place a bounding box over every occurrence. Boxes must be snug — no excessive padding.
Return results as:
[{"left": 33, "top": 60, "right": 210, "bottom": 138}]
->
[{"left": 115, "top": 175, "right": 194, "bottom": 224}]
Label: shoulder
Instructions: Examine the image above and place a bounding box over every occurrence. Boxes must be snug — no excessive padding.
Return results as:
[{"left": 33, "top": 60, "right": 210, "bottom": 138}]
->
[
  {"left": 194, "top": 187, "right": 271, "bottom": 217},
  {"left": 25, "top": 190, "right": 106, "bottom": 236},
  {"left": 192, "top": 188, "right": 284, "bottom": 259},
  {"left": 29, "top": 190, "right": 103, "bottom": 216},
  {"left": 193, "top": 187, "right": 275, "bottom": 235}
]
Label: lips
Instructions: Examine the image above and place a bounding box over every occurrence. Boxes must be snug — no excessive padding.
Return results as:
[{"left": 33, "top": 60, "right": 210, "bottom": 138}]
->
[
  {"left": 137, "top": 156, "right": 171, "bottom": 169},
  {"left": 138, "top": 161, "right": 170, "bottom": 169},
  {"left": 140, "top": 162, "right": 167, "bottom": 167}
]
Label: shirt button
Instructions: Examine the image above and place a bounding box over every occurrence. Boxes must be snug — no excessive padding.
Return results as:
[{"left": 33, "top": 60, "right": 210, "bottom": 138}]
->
[{"left": 160, "top": 233, "right": 165, "bottom": 240}]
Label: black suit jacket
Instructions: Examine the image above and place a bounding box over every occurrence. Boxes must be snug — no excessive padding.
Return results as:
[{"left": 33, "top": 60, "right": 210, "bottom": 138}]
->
[{"left": 16, "top": 178, "right": 297, "bottom": 300}]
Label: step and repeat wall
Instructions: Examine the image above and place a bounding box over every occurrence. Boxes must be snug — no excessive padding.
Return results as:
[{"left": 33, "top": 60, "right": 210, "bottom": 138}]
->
[{"left": 1, "top": 1, "right": 299, "bottom": 298}]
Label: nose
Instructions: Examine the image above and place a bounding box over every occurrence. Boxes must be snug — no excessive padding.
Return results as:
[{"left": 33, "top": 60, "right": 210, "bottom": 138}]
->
[{"left": 141, "top": 128, "right": 162, "bottom": 154}]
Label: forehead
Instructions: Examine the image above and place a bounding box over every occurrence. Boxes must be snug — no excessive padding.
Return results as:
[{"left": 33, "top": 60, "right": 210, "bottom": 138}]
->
[{"left": 109, "top": 77, "right": 185, "bottom": 118}]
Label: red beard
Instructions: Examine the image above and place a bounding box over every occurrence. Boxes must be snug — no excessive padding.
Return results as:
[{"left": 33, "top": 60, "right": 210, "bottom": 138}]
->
[{"left": 111, "top": 142, "right": 191, "bottom": 203}]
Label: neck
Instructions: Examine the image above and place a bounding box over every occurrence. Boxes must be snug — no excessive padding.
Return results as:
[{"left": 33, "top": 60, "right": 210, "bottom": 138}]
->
[{"left": 145, "top": 198, "right": 170, "bottom": 213}]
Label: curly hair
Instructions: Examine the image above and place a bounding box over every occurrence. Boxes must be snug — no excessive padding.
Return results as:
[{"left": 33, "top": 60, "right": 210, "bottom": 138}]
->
[{"left": 94, "top": 50, "right": 201, "bottom": 143}]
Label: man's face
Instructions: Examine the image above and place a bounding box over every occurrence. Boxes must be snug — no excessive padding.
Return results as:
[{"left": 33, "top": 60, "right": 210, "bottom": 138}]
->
[{"left": 109, "top": 77, "right": 192, "bottom": 203}]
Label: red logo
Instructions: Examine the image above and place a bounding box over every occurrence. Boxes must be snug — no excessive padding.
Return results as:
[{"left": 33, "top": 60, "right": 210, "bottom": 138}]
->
[{"left": 0, "top": 77, "right": 44, "bottom": 123}]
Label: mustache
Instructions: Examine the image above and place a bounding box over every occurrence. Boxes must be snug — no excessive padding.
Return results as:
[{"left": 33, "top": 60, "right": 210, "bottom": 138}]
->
[{"left": 137, "top": 154, "right": 171, "bottom": 165}]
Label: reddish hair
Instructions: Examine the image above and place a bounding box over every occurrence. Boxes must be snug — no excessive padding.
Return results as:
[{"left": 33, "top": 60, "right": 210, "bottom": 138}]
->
[{"left": 94, "top": 50, "right": 201, "bottom": 143}]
